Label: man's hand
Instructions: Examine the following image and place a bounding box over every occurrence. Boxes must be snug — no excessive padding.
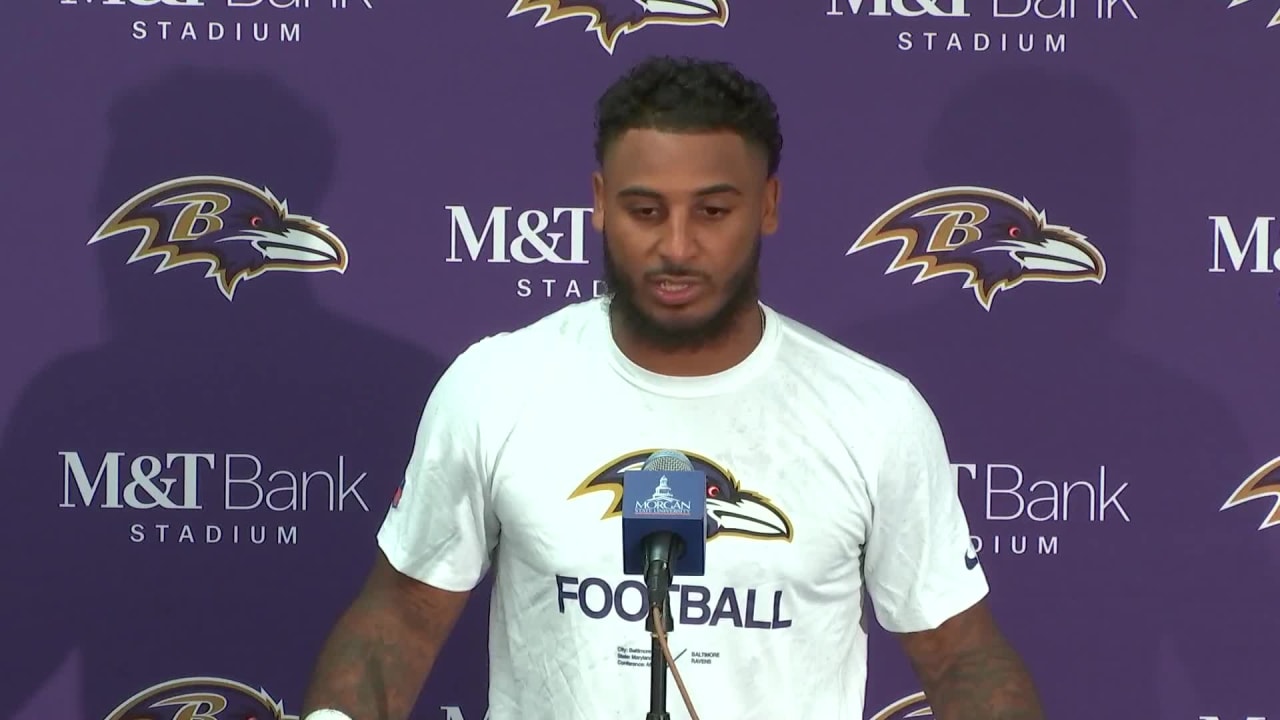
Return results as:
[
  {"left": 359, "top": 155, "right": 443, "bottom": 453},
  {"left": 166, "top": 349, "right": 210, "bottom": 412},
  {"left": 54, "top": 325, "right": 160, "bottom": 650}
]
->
[{"left": 897, "top": 600, "right": 1043, "bottom": 720}]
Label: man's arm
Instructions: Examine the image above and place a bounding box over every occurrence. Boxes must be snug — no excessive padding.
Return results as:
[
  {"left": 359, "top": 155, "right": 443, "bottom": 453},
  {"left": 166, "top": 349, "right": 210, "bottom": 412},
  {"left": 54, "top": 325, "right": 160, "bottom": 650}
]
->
[
  {"left": 897, "top": 600, "right": 1043, "bottom": 720},
  {"left": 301, "top": 550, "right": 471, "bottom": 720},
  {"left": 303, "top": 340, "right": 500, "bottom": 718},
  {"left": 859, "top": 380, "right": 1042, "bottom": 719}
]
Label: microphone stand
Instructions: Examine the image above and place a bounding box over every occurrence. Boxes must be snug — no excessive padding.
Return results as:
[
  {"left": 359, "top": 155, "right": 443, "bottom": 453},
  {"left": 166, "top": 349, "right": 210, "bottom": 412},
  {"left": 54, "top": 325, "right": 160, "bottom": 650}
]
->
[
  {"left": 645, "top": 585, "right": 674, "bottom": 720},
  {"left": 642, "top": 534, "right": 681, "bottom": 720}
]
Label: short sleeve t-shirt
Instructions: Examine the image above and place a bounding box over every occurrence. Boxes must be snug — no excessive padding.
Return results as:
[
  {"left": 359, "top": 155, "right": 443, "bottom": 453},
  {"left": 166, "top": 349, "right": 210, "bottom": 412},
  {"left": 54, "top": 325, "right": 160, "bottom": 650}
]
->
[{"left": 376, "top": 297, "right": 988, "bottom": 720}]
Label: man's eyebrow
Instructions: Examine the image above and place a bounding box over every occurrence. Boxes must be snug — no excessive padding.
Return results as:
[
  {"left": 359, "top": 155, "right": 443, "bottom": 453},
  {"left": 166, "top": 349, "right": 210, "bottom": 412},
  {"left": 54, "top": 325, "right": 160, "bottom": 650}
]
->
[{"left": 616, "top": 183, "right": 744, "bottom": 199}]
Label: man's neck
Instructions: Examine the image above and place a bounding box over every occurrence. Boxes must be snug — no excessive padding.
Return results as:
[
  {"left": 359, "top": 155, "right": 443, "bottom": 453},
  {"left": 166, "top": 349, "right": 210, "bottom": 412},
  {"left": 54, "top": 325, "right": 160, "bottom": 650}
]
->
[{"left": 609, "top": 303, "right": 765, "bottom": 378}]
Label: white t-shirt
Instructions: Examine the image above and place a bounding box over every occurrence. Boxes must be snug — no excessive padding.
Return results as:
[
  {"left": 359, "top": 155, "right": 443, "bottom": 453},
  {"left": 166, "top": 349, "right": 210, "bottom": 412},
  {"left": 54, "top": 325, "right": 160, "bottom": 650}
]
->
[{"left": 377, "top": 297, "right": 988, "bottom": 720}]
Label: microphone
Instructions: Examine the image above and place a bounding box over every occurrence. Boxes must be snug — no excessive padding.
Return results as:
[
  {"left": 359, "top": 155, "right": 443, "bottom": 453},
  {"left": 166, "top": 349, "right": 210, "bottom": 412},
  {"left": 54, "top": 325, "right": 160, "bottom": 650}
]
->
[
  {"left": 622, "top": 450, "right": 708, "bottom": 720},
  {"left": 621, "top": 449, "right": 707, "bottom": 608}
]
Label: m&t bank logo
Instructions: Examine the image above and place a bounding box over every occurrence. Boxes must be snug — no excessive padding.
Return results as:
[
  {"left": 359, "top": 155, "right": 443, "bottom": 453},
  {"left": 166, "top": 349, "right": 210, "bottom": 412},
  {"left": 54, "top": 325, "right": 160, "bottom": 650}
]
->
[
  {"left": 1210, "top": 215, "right": 1280, "bottom": 274},
  {"left": 444, "top": 204, "right": 605, "bottom": 301},
  {"left": 58, "top": 450, "right": 370, "bottom": 546}
]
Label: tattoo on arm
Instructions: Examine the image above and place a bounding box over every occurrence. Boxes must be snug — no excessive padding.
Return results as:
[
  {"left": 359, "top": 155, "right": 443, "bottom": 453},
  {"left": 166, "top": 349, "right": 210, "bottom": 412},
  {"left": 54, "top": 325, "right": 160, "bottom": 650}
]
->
[
  {"left": 901, "top": 605, "right": 1044, "bottom": 720},
  {"left": 910, "top": 636, "right": 1043, "bottom": 720},
  {"left": 301, "top": 559, "right": 468, "bottom": 720}
]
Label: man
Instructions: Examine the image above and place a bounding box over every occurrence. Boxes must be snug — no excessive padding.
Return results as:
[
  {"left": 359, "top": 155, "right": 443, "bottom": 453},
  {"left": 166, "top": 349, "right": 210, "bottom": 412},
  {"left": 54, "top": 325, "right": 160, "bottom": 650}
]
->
[{"left": 300, "top": 56, "right": 1043, "bottom": 720}]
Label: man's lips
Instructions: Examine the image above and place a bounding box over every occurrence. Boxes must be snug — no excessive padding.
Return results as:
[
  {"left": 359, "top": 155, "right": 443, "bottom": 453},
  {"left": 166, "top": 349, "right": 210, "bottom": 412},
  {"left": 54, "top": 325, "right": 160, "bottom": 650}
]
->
[{"left": 648, "top": 275, "right": 704, "bottom": 306}]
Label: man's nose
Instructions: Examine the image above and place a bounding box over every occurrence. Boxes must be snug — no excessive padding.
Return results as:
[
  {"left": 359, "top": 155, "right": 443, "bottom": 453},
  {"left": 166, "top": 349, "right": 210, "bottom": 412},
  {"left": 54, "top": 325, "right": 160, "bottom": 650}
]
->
[{"left": 655, "top": 217, "right": 697, "bottom": 265}]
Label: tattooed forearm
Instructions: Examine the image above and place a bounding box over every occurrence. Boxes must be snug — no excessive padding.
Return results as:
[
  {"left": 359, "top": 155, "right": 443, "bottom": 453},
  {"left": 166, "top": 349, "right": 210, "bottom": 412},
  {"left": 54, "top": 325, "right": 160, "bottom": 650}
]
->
[
  {"left": 909, "top": 634, "right": 1043, "bottom": 720},
  {"left": 301, "top": 557, "right": 468, "bottom": 720}
]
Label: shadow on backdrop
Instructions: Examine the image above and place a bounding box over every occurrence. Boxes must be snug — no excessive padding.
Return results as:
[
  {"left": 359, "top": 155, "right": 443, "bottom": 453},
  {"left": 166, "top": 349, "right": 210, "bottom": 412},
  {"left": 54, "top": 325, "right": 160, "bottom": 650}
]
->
[
  {"left": 0, "top": 66, "right": 490, "bottom": 720},
  {"left": 842, "top": 66, "right": 1274, "bottom": 718}
]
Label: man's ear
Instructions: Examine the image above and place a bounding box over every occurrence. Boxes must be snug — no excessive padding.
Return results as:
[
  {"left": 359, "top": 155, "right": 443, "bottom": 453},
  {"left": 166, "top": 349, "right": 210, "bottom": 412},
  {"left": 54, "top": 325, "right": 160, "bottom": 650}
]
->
[
  {"left": 761, "top": 176, "right": 780, "bottom": 235},
  {"left": 591, "top": 171, "right": 606, "bottom": 233}
]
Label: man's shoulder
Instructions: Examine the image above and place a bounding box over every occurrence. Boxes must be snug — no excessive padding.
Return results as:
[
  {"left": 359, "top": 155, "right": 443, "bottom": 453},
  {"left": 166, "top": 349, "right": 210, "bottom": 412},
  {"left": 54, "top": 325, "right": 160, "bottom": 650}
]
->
[
  {"left": 771, "top": 307, "right": 915, "bottom": 398},
  {"left": 458, "top": 298, "right": 602, "bottom": 362},
  {"left": 438, "top": 298, "right": 605, "bottom": 401},
  {"left": 770, "top": 309, "right": 942, "bottom": 451}
]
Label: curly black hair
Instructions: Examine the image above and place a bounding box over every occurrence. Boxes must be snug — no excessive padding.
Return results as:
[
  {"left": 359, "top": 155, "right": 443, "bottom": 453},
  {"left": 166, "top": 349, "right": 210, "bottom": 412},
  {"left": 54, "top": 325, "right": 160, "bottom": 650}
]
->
[{"left": 593, "top": 56, "right": 783, "bottom": 177}]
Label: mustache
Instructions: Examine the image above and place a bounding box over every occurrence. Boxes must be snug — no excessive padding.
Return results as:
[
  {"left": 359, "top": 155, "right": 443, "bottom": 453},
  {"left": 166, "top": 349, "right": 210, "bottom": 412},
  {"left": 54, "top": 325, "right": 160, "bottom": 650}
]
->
[{"left": 644, "top": 264, "right": 709, "bottom": 281}]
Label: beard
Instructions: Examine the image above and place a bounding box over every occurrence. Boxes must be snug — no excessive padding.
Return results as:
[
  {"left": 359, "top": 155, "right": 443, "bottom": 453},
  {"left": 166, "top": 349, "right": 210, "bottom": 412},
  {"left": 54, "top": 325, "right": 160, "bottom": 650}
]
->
[{"left": 601, "top": 232, "right": 762, "bottom": 352}]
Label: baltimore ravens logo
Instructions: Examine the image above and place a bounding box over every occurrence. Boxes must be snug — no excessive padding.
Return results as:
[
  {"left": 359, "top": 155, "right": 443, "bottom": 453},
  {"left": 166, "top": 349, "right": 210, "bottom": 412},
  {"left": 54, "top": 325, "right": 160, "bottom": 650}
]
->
[
  {"left": 88, "top": 175, "right": 348, "bottom": 301},
  {"left": 1227, "top": 0, "right": 1280, "bottom": 28},
  {"left": 507, "top": 0, "right": 729, "bottom": 54},
  {"left": 847, "top": 186, "right": 1105, "bottom": 311},
  {"left": 1221, "top": 455, "right": 1280, "bottom": 530},
  {"left": 103, "top": 676, "right": 297, "bottom": 720},
  {"left": 569, "top": 449, "right": 793, "bottom": 541},
  {"left": 868, "top": 691, "right": 932, "bottom": 720}
]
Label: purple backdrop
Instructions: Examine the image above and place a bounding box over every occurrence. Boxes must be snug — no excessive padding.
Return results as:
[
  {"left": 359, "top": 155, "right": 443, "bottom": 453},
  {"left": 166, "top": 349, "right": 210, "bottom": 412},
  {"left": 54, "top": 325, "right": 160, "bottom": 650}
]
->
[{"left": 2, "top": 2, "right": 1278, "bottom": 719}]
